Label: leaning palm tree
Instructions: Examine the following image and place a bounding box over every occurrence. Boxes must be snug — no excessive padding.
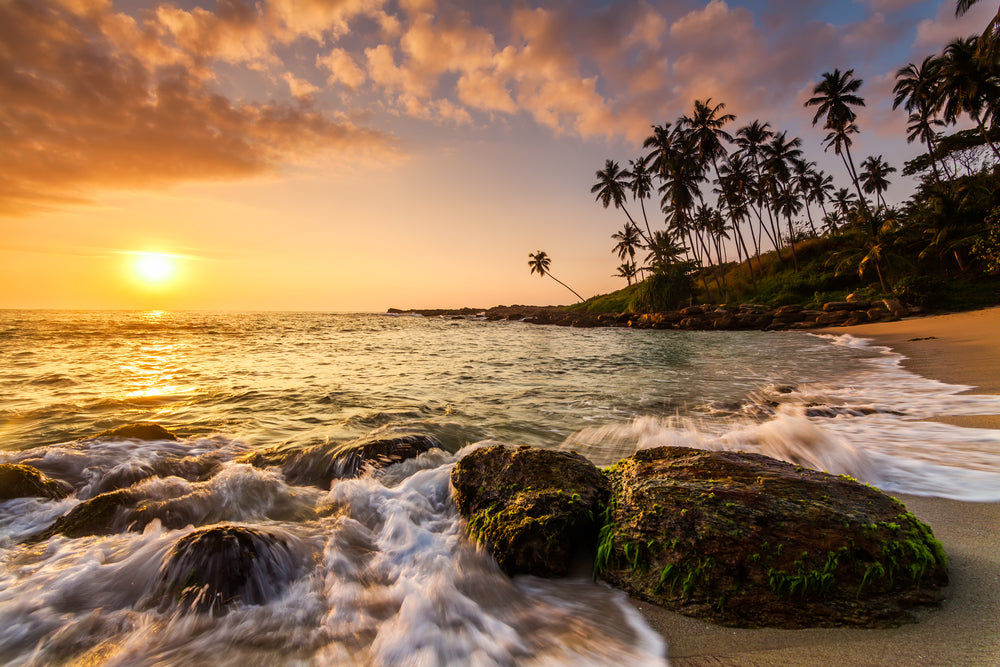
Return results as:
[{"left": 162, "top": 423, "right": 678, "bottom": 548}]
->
[
  {"left": 805, "top": 69, "right": 871, "bottom": 221},
  {"left": 527, "top": 250, "right": 584, "bottom": 302}
]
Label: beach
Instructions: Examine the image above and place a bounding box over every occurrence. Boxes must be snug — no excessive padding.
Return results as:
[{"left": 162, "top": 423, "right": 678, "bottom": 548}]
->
[{"left": 638, "top": 307, "right": 1000, "bottom": 666}]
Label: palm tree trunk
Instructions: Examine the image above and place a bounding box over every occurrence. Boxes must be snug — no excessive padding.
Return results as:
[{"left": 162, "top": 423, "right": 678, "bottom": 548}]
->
[{"left": 547, "top": 274, "right": 585, "bottom": 302}]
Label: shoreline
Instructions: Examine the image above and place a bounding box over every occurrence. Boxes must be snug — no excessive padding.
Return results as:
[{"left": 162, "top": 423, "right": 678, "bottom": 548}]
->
[{"left": 636, "top": 307, "right": 1000, "bottom": 665}]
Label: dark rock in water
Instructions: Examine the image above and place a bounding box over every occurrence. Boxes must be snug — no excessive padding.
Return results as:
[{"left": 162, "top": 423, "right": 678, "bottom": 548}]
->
[
  {"left": 90, "top": 455, "right": 222, "bottom": 497},
  {"left": 450, "top": 444, "right": 609, "bottom": 577},
  {"left": 241, "top": 433, "right": 439, "bottom": 489},
  {"left": 150, "top": 524, "right": 301, "bottom": 614},
  {"left": 597, "top": 447, "right": 948, "bottom": 628},
  {"left": 92, "top": 423, "right": 178, "bottom": 441},
  {"left": 35, "top": 489, "right": 144, "bottom": 540},
  {"left": 0, "top": 463, "right": 74, "bottom": 500}
]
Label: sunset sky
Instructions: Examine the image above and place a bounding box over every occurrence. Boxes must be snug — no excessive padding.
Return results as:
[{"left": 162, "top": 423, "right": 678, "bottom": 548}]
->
[{"left": 0, "top": 0, "right": 993, "bottom": 312}]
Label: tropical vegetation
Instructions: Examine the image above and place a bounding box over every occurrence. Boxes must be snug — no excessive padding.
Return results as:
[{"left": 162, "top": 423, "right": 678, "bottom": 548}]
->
[{"left": 554, "top": 7, "right": 999, "bottom": 314}]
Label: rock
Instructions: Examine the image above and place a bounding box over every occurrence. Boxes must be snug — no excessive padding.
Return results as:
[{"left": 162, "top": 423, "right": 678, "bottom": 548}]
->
[
  {"left": 883, "top": 298, "right": 909, "bottom": 319},
  {"left": 0, "top": 463, "right": 74, "bottom": 500},
  {"left": 36, "top": 489, "right": 144, "bottom": 539},
  {"left": 815, "top": 311, "right": 851, "bottom": 326},
  {"left": 450, "top": 444, "right": 609, "bottom": 577},
  {"left": 92, "top": 423, "right": 178, "bottom": 441},
  {"left": 149, "top": 524, "right": 302, "bottom": 614},
  {"left": 845, "top": 294, "right": 871, "bottom": 307},
  {"left": 822, "top": 302, "right": 866, "bottom": 313},
  {"left": 241, "top": 433, "right": 440, "bottom": 489},
  {"left": 679, "top": 306, "right": 704, "bottom": 317},
  {"left": 596, "top": 447, "right": 948, "bottom": 628},
  {"left": 775, "top": 305, "right": 804, "bottom": 315}
]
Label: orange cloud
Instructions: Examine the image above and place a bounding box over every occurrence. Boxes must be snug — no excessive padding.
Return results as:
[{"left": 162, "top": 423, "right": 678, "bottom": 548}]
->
[{"left": 0, "top": 0, "right": 395, "bottom": 215}]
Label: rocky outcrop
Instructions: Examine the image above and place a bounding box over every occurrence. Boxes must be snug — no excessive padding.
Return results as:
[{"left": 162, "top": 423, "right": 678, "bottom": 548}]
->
[
  {"left": 450, "top": 444, "right": 609, "bottom": 577},
  {"left": 92, "top": 423, "right": 178, "bottom": 441},
  {"left": 149, "top": 524, "right": 303, "bottom": 614},
  {"left": 388, "top": 300, "right": 910, "bottom": 331},
  {"left": 0, "top": 463, "right": 74, "bottom": 500},
  {"left": 597, "top": 447, "right": 949, "bottom": 628},
  {"left": 240, "top": 433, "right": 440, "bottom": 489}
]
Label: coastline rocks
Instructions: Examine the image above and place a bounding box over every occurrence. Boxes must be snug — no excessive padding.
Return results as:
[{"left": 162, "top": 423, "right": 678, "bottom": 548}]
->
[
  {"left": 597, "top": 447, "right": 949, "bottom": 628},
  {"left": 149, "top": 524, "right": 303, "bottom": 614},
  {"left": 240, "top": 432, "right": 440, "bottom": 489},
  {"left": 92, "top": 423, "right": 178, "bottom": 441},
  {"left": 36, "top": 488, "right": 144, "bottom": 539},
  {"left": 450, "top": 444, "right": 608, "bottom": 577},
  {"left": 0, "top": 463, "right": 74, "bottom": 500}
]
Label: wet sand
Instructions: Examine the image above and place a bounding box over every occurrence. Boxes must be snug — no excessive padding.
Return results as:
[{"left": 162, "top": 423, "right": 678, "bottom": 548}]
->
[{"left": 635, "top": 307, "right": 1000, "bottom": 666}]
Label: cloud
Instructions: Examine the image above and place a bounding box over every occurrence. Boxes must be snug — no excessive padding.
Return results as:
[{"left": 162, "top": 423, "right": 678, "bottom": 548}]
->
[
  {"left": 283, "top": 71, "right": 321, "bottom": 99},
  {"left": 317, "top": 47, "right": 366, "bottom": 88},
  {"left": 913, "top": 0, "right": 996, "bottom": 51},
  {"left": 0, "top": 0, "right": 395, "bottom": 215}
]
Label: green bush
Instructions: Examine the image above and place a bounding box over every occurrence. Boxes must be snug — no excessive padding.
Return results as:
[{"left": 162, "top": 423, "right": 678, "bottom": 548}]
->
[
  {"left": 893, "top": 275, "right": 947, "bottom": 308},
  {"left": 628, "top": 265, "right": 695, "bottom": 312},
  {"left": 971, "top": 207, "right": 1000, "bottom": 275}
]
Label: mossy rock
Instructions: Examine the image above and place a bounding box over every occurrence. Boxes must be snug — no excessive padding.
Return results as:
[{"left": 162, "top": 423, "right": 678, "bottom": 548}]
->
[
  {"left": 597, "top": 446, "right": 948, "bottom": 628},
  {"left": 92, "top": 423, "right": 178, "bottom": 441},
  {"left": 450, "top": 444, "right": 609, "bottom": 577},
  {"left": 149, "top": 524, "right": 301, "bottom": 614},
  {"left": 34, "top": 489, "right": 144, "bottom": 540},
  {"left": 240, "top": 433, "right": 439, "bottom": 489},
  {"left": 0, "top": 463, "right": 74, "bottom": 500}
]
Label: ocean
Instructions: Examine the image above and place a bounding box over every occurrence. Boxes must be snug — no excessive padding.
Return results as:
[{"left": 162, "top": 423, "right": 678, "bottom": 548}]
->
[{"left": 2, "top": 310, "right": 999, "bottom": 665}]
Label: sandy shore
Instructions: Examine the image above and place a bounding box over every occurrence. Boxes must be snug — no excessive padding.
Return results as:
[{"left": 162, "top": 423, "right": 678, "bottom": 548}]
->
[{"left": 636, "top": 307, "right": 1000, "bottom": 666}]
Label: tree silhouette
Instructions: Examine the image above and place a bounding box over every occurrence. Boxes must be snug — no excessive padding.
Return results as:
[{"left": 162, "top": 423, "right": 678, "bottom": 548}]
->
[{"left": 527, "top": 250, "right": 584, "bottom": 302}]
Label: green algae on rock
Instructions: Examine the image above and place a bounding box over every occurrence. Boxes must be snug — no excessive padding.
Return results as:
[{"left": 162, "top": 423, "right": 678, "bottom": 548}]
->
[
  {"left": 597, "top": 446, "right": 949, "bottom": 628},
  {"left": 450, "top": 444, "right": 609, "bottom": 577},
  {"left": 0, "top": 463, "right": 74, "bottom": 501}
]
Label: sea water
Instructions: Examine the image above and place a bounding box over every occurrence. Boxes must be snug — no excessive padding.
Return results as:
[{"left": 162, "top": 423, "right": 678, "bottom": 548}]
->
[{"left": 2, "top": 310, "right": 999, "bottom": 665}]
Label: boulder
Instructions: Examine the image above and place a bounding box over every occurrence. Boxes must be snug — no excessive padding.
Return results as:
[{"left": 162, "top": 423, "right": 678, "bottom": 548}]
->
[
  {"left": 149, "top": 524, "right": 302, "bottom": 614},
  {"left": 596, "top": 447, "right": 948, "bottom": 628},
  {"left": 815, "top": 311, "right": 851, "bottom": 326},
  {"left": 883, "top": 298, "right": 909, "bottom": 319},
  {"left": 36, "top": 489, "right": 144, "bottom": 539},
  {"left": 92, "top": 423, "right": 178, "bottom": 441},
  {"left": 822, "top": 301, "right": 867, "bottom": 312},
  {"left": 0, "top": 463, "right": 74, "bottom": 500},
  {"left": 450, "top": 444, "right": 609, "bottom": 577},
  {"left": 241, "top": 433, "right": 440, "bottom": 489}
]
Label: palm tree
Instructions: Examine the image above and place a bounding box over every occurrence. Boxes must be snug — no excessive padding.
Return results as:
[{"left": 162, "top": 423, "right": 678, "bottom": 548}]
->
[
  {"left": 792, "top": 158, "right": 820, "bottom": 236},
  {"left": 937, "top": 37, "right": 1000, "bottom": 158},
  {"left": 591, "top": 159, "right": 647, "bottom": 241},
  {"left": 735, "top": 120, "right": 783, "bottom": 254},
  {"left": 809, "top": 170, "right": 836, "bottom": 224},
  {"left": 805, "top": 69, "right": 872, "bottom": 223},
  {"left": 611, "top": 223, "right": 643, "bottom": 280},
  {"left": 832, "top": 188, "right": 857, "bottom": 220},
  {"left": 893, "top": 56, "right": 947, "bottom": 183},
  {"left": 859, "top": 155, "right": 896, "bottom": 211},
  {"left": 628, "top": 157, "right": 656, "bottom": 244},
  {"left": 763, "top": 131, "right": 804, "bottom": 270},
  {"left": 905, "top": 109, "right": 948, "bottom": 183},
  {"left": 527, "top": 250, "right": 584, "bottom": 302},
  {"left": 955, "top": 0, "right": 1000, "bottom": 66},
  {"left": 614, "top": 261, "right": 638, "bottom": 285}
]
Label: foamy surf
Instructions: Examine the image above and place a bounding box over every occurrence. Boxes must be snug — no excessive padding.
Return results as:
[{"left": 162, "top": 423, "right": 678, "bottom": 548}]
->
[{"left": 561, "top": 333, "right": 1000, "bottom": 502}]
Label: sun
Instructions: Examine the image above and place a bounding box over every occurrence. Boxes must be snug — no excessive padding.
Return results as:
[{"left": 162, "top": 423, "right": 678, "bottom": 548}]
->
[{"left": 132, "top": 253, "right": 177, "bottom": 285}]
